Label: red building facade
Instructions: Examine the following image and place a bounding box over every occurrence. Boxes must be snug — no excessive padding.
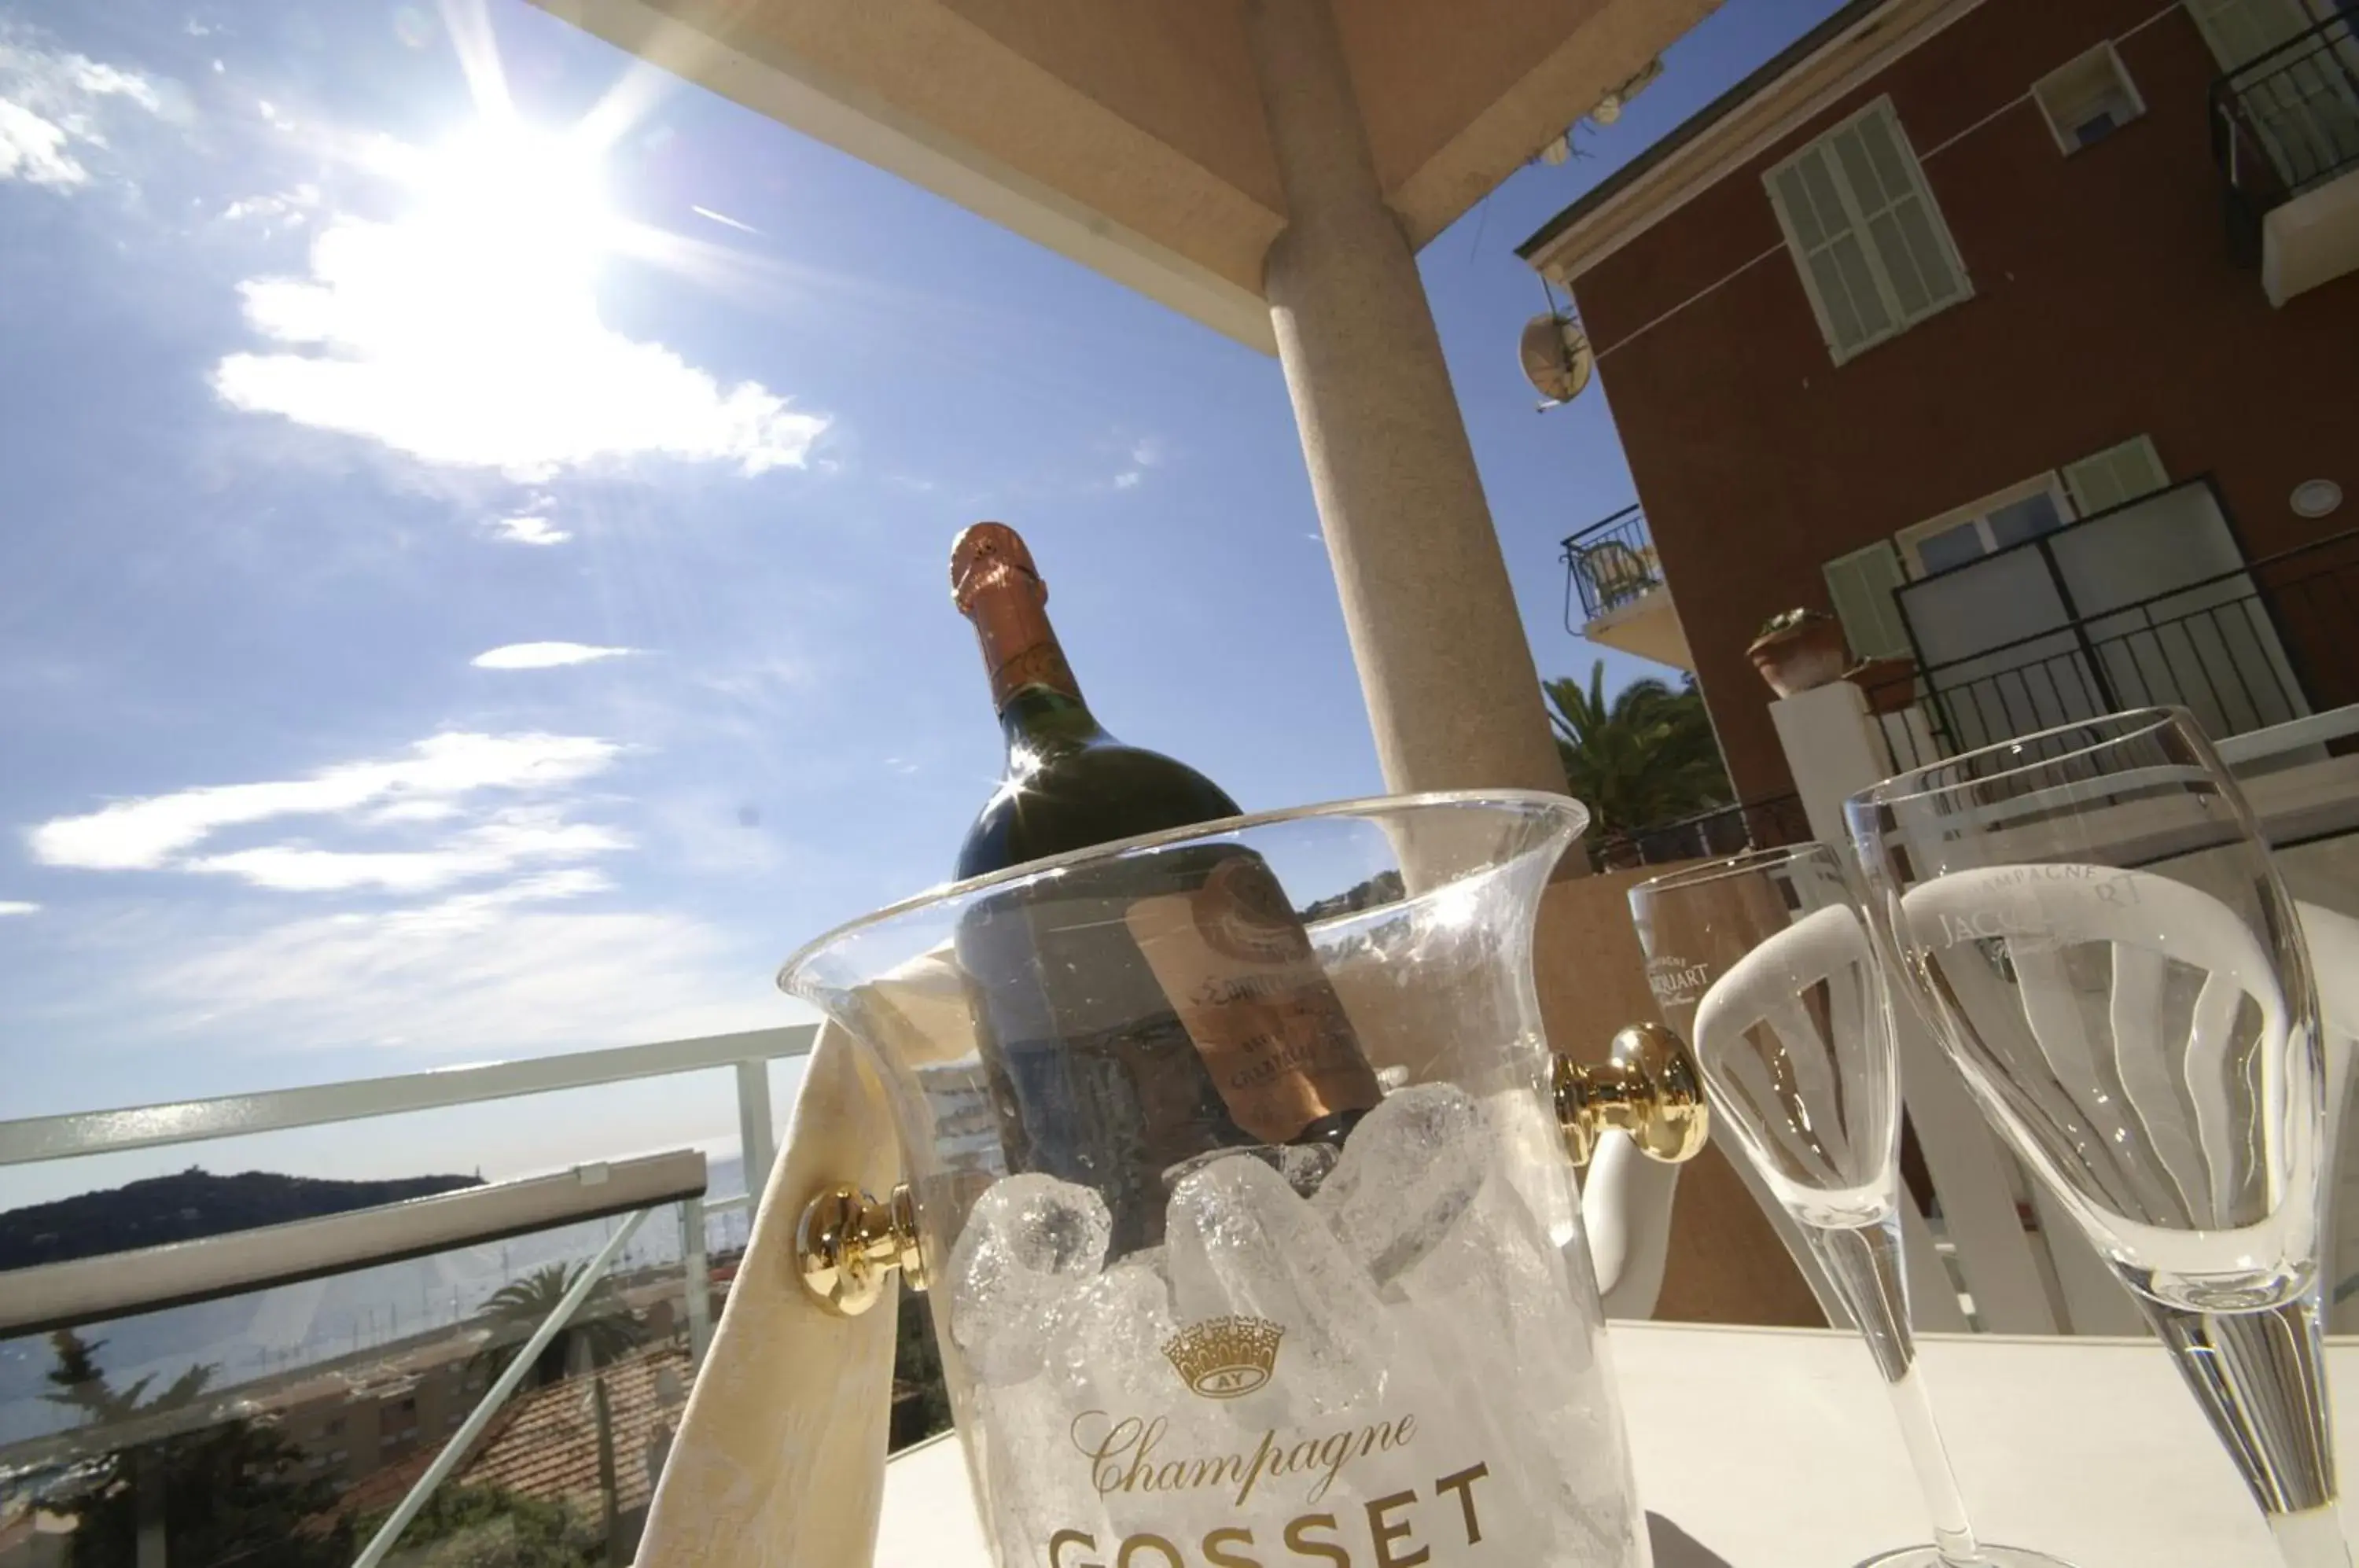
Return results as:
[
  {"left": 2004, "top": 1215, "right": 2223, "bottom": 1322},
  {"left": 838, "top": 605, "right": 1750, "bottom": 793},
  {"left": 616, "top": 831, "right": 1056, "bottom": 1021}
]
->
[{"left": 1524, "top": 0, "right": 2359, "bottom": 801}]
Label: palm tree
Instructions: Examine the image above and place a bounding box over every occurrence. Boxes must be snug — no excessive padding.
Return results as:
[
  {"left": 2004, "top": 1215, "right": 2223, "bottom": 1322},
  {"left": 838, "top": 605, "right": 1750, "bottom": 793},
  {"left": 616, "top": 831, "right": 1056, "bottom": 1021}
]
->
[
  {"left": 43, "top": 1329, "right": 214, "bottom": 1424},
  {"left": 40, "top": 1331, "right": 351, "bottom": 1567},
  {"left": 473, "top": 1263, "right": 645, "bottom": 1390},
  {"left": 1543, "top": 661, "right": 1732, "bottom": 849}
]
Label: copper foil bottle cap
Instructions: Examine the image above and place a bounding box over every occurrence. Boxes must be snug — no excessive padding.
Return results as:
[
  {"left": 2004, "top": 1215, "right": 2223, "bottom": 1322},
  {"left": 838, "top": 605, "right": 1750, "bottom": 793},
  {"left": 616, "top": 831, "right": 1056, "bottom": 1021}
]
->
[{"left": 951, "top": 521, "right": 1045, "bottom": 614}]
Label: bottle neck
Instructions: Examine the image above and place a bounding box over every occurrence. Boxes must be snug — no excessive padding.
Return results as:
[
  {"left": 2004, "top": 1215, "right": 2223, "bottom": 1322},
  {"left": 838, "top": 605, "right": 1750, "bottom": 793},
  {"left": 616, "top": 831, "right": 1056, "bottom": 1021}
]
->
[{"left": 964, "top": 583, "right": 1105, "bottom": 753}]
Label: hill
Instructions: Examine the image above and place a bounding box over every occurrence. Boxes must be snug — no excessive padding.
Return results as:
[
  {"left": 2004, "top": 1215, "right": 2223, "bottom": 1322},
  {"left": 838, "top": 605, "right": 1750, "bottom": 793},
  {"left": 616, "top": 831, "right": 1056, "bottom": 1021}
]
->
[{"left": 0, "top": 1168, "right": 484, "bottom": 1271}]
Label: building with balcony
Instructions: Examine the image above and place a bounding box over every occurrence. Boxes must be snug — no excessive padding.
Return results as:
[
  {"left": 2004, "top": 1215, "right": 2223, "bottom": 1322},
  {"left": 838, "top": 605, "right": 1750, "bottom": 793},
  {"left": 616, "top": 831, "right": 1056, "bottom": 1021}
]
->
[
  {"left": 1520, "top": 0, "right": 2359, "bottom": 801},
  {"left": 1561, "top": 502, "right": 1694, "bottom": 671}
]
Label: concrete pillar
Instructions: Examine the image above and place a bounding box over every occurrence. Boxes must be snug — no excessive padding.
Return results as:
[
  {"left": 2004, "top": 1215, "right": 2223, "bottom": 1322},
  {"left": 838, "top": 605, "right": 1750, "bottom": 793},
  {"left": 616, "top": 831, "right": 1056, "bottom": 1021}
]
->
[
  {"left": 1237, "top": 2, "right": 1838, "bottom": 1324},
  {"left": 1242, "top": 0, "right": 1567, "bottom": 804}
]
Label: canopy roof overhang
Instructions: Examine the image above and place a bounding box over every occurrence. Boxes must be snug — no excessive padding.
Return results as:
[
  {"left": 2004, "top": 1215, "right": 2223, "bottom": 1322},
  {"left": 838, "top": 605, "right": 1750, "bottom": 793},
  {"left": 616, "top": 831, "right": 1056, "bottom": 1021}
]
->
[{"left": 533, "top": 0, "right": 1717, "bottom": 350}]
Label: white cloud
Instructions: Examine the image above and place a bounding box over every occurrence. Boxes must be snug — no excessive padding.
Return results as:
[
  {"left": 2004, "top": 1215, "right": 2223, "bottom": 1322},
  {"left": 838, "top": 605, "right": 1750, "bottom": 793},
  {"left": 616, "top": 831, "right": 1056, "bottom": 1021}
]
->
[
  {"left": 489, "top": 512, "right": 570, "bottom": 546},
  {"left": 137, "top": 890, "right": 778, "bottom": 1055},
  {"left": 28, "top": 731, "right": 618, "bottom": 872},
  {"left": 209, "top": 123, "right": 830, "bottom": 480},
  {"left": 0, "top": 900, "right": 39, "bottom": 916},
  {"left": 1108, "top": 436, "right": 1161, "bottom": 491},
  {"left": 0, "top": 100, "right": 82, "bottom": 186},
  {"left": 187, "top": 813, "right": 627, "bottom": 893},
  {"left": 222, "top": 183, "right": 317, "bottom": 227},
  {"left": 472, "top": 642, "right": 636, "bottom": 671},
  {"left": 369, "top": 800, "right": 466, "bottom": 825},
  {"left": 0, "top": 36, "right": 161, "bottom": 189}
]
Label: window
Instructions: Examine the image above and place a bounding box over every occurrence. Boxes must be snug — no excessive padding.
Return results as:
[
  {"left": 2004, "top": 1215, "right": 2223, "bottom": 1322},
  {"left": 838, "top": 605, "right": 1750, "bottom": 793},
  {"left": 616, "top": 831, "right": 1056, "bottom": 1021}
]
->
[
  {"left": 1824, "top": 540, "right": 1914, "bottom": 661},
  {"left": 1895, "top": 473, "right": 2077, "bottom": 578},
  {"left": 1765, "top": 97, "right": 1973, "bottom": 363},
  {"left": 2185, "top": 0, "right": 2317, "bottom": 72},
  {"left": 2060, "top": 434, "right": 2169, "bottom": 516},
  {"left": 2033, "top": 43, "right": 2147, "bottom": 152}
]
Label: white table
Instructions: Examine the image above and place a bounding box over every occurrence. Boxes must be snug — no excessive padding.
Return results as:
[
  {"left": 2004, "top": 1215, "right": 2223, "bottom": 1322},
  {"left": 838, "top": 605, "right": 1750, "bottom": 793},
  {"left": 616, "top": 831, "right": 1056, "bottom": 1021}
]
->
[{"left": 878, "top": 1321, "right": 2358, "bottom": 1566}]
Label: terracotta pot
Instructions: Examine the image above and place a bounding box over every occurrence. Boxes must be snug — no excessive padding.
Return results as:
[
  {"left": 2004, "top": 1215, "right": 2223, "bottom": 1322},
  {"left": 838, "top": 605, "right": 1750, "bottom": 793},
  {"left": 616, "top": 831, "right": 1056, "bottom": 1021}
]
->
[
  {"left": 1747, "top": 616, "right": 1849, "bottom": 698},
  {"left": 1846, "top": 655, "right": 1919, "bottom": 715}
]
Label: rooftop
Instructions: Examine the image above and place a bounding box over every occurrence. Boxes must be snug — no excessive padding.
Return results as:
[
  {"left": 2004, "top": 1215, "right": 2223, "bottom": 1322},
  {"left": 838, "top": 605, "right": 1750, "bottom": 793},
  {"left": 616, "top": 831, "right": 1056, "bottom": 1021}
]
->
[{"left": 1517, "top": 0, "right": 1966, "bottom": 284}]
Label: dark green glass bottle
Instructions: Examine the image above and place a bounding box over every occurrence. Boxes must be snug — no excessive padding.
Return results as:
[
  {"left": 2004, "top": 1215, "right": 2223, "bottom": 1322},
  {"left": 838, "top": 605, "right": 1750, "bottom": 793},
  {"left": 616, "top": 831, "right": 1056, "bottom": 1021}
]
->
[
  {"left": 948, "top": 523, "right": 1379, "bottom": 1253},
  {"left": 951, "top": 523, "right": 1239, "bottom": 881}
]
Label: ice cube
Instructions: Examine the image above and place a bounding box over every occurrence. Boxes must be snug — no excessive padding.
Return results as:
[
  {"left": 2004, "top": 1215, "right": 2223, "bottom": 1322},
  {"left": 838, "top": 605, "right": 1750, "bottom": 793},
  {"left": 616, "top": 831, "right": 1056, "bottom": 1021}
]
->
[
  {"left": 1395, "top": 1147, "right": 1639, "bottom": 1566},
  {"left": 946, "top": 1172, "right": 1111, "bottom": 1386},
  {"left": 1161, "top": 1139, "right": 1339, "bottom": 1199},
  {"left": 1313, "top": 1083, "right": 1489, "bottom": 1286},
  {"left": 1275, "top": 1139, "right": 1341, "bottom": 1197},
  {"left": 970, "top": 1375, "right": 1108, "bottom": 1555},
  {"left": 1166, "top": 1153, "right": 1396, "bottom": 1415},
  {"left": 1040, "top": 1249, "right": 1179, "bottom": 1411}
]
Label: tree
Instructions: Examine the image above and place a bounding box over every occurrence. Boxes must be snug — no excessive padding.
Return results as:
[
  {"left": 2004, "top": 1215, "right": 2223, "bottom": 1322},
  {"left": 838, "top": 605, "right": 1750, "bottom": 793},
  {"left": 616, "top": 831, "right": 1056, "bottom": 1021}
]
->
[
  {"left": 1543, "top": 661, "right": 1732, "bottom": 849},
  {"left": 473, "top": 1264, "right": 645, "bottom": 1391},
  {"left": 356, "top": 1482, "right": 601, "bottom": 1568},
  {"left": 39, "top": 1330, "right": 351, "bottom": 1568},
  {"left": 889, "top": 1290, "right": 952, "bottom": 1451}
]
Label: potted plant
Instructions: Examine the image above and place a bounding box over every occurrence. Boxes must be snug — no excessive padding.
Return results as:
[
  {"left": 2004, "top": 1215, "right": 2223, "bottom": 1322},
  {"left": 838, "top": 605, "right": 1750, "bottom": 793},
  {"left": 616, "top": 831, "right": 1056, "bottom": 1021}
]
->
[{"left": 1746, "top": 608, "right": 1849, "bottom": 698}]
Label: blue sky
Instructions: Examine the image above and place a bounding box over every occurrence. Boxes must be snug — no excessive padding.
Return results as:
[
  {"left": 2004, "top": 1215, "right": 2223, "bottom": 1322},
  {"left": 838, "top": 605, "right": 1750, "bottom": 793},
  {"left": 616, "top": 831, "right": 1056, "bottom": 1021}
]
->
[{"left": 0, "top": 0, "right": 1846, "bottom": 1202}]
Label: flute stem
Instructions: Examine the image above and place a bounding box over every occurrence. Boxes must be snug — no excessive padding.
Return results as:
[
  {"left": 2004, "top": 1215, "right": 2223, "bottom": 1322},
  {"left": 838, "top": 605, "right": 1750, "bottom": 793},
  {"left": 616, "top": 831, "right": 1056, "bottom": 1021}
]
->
[
  {"left": 2138, "top": 1294, "right": 2350, "bottom": 1568},
  {"left": 1806, "top": 1218, "right": 1988, "bottom": 1568}
]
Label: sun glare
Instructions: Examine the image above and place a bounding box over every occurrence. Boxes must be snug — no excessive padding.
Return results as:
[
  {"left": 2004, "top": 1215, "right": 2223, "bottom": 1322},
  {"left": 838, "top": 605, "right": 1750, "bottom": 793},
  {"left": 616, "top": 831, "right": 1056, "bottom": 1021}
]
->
[{"left": 410, "top": 118, "right": 614, "bottom": 282}]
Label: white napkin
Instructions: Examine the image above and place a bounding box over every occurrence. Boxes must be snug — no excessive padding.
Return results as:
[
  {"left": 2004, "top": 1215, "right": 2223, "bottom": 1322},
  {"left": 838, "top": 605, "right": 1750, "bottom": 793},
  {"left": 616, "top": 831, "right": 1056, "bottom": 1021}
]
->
[
  {"left": 638, "top": 948, "right": 979, "bottom": 1568},
  {"left": 635, "top": 1018, "right": 901, "bottom": 1568}
]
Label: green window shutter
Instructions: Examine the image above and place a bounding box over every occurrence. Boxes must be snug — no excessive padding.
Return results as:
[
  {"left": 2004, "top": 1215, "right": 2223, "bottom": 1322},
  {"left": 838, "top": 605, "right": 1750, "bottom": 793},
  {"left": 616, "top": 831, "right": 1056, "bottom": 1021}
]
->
[
  {"left": 1768, "top": 153, "right": 1890, "bottom": 359},
  {"left": 1841, "top": 104, "right": 1969, "bottom": 322},
  {"left": 2061, "top": 435, "right": 2168, "bottom": 517},
  {"left": 1765, "top": 98, "right": 1970, "bottom": 364},
  {"left": 1824, "top": 539, "right": 1914, "bottom": 661}
]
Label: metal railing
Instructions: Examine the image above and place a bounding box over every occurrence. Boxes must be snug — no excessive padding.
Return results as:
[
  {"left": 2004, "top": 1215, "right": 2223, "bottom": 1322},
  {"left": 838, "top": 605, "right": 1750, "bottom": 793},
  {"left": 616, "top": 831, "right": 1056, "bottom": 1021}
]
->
[
  {"left": 0, "top": 1023, "right": 818, "bottom": 1566},
  {"left": 2211, "top": 12, "right": 2359, "bottom": 261},
  {"left": 1561, "top": 503, "right": 1666, "bottom": 630},
  {"left": 1863, "top": 530, "right": 2359, "bottom": 774},
  {"left": 1592, "top": 794, "right": 1812, "bottom": 870}
]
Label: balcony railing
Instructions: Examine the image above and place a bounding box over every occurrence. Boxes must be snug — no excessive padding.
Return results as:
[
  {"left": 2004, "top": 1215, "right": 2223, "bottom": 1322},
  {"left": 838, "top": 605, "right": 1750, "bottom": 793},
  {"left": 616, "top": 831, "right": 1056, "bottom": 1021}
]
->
[
  {"left": 0, "top": 1026, "right": 815, "bottom": 1567},
  {"left": 1592, "top": 793, "right": 1812, "bottom": 871},
  {"left": 1561, "top": 503, "right": 1666, "bottom": 631},
  {"left": 2211, "top": 12, "right": 2359, "bottom": 261},
  {"left": 1863, "top": 528, "right": 2359, "bottom": 775}
]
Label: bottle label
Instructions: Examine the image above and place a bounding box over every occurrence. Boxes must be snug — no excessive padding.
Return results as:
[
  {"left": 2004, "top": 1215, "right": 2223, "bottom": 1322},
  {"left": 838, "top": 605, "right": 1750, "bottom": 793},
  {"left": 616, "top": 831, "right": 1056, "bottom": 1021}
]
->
[{"left": 1124, "top": 856, "right": 1382, "bottom": 1144}]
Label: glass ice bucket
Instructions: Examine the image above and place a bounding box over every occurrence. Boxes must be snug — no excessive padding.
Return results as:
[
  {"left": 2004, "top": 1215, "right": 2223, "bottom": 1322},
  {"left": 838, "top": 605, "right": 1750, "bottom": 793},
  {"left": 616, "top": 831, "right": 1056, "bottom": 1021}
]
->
[{"left": 778, "top": 792, "right": 1705, "bottom": 1568}]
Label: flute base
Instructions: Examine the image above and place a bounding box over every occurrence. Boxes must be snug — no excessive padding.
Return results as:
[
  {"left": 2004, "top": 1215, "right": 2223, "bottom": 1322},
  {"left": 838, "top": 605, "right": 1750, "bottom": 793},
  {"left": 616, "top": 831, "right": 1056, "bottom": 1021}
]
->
[{"left": 1854, "top": 1547, "right": 2079, "bottom": 1567}]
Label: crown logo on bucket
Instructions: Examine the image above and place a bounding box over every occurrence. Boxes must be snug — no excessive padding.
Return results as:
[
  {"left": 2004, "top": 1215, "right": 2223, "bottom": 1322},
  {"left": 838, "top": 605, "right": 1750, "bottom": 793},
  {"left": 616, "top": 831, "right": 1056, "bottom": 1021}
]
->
[{"left": 1161, "top": 1316, "right": 1284, "bottom": 1399}]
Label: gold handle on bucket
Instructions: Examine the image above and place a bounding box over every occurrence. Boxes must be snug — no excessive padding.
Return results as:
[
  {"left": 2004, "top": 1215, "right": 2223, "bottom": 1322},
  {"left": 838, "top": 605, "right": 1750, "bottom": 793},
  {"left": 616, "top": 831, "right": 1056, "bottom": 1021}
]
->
[
  {"left": 797, "top": 1182, "right": 925, "bottom": 1317},
  {"left": 1555, "top": 1022, "right": 1709, "bottom": 1167},
  {"left": 795, "top": 1027, "right": 1702, "bottom": 1312}
]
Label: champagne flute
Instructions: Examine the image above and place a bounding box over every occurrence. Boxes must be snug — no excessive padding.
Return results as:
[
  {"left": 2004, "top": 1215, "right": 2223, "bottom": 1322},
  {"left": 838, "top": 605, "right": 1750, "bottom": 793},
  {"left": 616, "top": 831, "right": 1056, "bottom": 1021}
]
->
[
  {"left": 1632, "top": 843, "right": 2072, "bottom": 1568},
  {"left": 1846, "top": 708, "right": 2346, "bottom": 1568}
]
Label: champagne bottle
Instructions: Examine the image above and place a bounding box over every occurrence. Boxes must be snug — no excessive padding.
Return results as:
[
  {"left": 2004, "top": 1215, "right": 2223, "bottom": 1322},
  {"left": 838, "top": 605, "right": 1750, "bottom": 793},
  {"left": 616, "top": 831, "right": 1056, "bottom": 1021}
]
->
[{"left": 948, "top": 522, "right": 1381, "bottom": 1252}]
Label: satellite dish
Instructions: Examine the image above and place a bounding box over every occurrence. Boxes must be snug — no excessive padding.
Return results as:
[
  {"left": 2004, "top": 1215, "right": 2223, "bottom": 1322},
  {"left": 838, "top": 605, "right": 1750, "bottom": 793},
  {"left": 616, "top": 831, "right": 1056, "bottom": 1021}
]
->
[
  {"left": 1590, "top": 94, "right": 1623, "bottom": 126},
  {"left": 1519, "top": 312, "right": 1593, "bottom": 408},
  {"left": 1538, "top": 133, "right": 1573, "bottom": 166}
]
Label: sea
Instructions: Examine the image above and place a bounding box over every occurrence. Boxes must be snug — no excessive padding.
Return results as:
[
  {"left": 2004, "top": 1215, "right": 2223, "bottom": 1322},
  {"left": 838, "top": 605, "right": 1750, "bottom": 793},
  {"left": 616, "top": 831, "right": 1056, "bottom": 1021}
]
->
[{"left": 0, "top": 1156, "right": 752, "bottom": 1453}]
